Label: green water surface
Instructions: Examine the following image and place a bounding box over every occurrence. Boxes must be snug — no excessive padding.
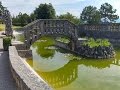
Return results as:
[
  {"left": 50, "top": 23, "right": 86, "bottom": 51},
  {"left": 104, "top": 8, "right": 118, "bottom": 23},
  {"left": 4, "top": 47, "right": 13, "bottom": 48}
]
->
[{"left": 25, "top": 37, "right": 120, "bottom": 90}]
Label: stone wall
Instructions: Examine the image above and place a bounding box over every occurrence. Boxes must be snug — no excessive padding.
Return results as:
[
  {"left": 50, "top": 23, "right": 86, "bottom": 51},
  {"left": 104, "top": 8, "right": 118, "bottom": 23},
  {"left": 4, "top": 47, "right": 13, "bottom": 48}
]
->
[
  {"left": 17, "top": 50, "right": 32, "bottom": 58},
  {"left": 78, "top": 24, "right": 120, "bottom": 47},
  {"left": 76, "top": 45, "right": 115, "bottom": 59},
  {"left": 9, "top": 46, "right": 52, "bottom": 90},
  {"left": 12, "top": 42, "right": 32, "bottom": 58}
]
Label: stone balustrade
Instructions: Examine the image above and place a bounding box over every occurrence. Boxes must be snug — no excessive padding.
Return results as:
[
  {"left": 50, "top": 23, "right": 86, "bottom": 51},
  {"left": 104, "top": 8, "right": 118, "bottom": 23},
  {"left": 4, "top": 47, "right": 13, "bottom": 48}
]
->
[
  {"left": 78, "top": 24, "right": 120, "bottom": 47},
  {"left": 23, "top": 19, "right": 78, "bottom": 49}
]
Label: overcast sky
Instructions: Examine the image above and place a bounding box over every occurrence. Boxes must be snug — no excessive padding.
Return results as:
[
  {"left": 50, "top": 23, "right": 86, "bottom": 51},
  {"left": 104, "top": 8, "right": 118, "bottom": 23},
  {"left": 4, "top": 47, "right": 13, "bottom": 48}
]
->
[{"left": 1, "top": 0, "right": 120, "bottom": 17}]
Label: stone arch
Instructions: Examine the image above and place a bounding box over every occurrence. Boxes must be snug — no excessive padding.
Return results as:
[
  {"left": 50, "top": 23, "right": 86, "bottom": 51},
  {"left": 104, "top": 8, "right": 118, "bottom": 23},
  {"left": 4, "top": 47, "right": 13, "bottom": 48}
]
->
[
  {"left": 0, "top": 2, "right": 13, "bottom": 36},
  {"left": 23, "top": 19, "right": 78, "bottom": 50}
]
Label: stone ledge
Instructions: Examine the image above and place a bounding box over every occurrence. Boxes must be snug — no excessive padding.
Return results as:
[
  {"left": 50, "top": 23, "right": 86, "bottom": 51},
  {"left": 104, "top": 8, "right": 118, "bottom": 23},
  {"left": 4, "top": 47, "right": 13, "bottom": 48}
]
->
[
  {"left": 9, "top": 46, "right": 52, "bottom": 90},
  {"left": 17, "top": 50, "right": 32, "bottom": 58}
]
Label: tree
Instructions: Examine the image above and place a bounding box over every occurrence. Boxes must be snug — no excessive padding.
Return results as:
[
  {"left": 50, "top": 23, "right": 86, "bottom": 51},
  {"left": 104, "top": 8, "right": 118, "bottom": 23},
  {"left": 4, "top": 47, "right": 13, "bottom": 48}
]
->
[
  {"left": 0, "top": 1, "right": 4, "bottom": 10},
  {"left": 34, "top": 3, "right": 56, "bottom": 19},
  {"left": 80, "top": 6, "right": 101, "bottom": 24},
  {"left": 30, "top": 13, "right": 36, "bottom": 22},
  {"left": 99, "top": 3, "right": 119, "bottom": 22},
  {"left": 12, "top": 13, "right": 31, "bottom": 26},
  {"left": 57, "top": 12, "right": 80, "bottom": 25}
]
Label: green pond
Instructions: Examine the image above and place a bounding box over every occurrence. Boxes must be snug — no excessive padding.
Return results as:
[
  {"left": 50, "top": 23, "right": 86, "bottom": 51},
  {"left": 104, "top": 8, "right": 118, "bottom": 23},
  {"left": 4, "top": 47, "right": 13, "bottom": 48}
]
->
[{"left": 15, "top": 33, "right": 120, "bottom": 90}]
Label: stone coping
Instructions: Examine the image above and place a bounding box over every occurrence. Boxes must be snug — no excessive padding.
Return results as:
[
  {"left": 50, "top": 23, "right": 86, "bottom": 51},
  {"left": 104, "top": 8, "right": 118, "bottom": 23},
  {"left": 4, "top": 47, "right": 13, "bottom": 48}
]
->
[{"left": 9, "top": 46, "right": 52, "bottom": 90}]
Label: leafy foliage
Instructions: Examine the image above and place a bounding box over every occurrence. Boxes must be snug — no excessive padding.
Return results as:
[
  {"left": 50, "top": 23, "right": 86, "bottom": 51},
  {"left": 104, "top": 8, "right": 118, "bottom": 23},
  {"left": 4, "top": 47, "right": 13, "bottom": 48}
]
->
[
  {"left": 83, "top": 38, "right": 111, "bottom": 48},
  {"left": 99, "top": 3, "right": 119, "bottom": 22},
  {"left": 57, "top": 12, "right": 80, "bottom": 25},
  {"left": 3, "top": 37, "right": 11, "bottom": 51},
  {"left": 80, "top": 6, "right": 101, "bottom": 24},
  {"left": 12, "top": 13, "right": 31, "bottom": 26},
  {"left": 34, "top": 3, "right": 56, "bottom": 19}
]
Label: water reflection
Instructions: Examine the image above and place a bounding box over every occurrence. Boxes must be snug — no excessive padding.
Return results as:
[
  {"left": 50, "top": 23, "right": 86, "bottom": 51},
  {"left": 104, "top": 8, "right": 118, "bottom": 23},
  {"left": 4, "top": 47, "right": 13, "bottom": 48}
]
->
[
  {"left": 32, "top": 37, "right": 55, "bottom": 59},
  {"left": 26, "top": 37, "right": 120, "bottom": 90}
]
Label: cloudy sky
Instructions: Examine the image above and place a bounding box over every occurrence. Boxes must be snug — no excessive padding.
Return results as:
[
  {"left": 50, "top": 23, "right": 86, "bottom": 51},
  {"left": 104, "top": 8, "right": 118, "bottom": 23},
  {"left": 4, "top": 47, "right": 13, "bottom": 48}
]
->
[{"left": 1, "top": 0, "right": 120, "bottom": 17}]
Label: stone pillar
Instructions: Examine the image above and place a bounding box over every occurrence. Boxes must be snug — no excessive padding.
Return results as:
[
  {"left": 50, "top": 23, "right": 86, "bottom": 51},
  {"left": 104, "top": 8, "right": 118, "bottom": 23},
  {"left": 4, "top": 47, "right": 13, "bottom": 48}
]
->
[{"left": 3, "top": 9, "right": 13, "bottom": 36}]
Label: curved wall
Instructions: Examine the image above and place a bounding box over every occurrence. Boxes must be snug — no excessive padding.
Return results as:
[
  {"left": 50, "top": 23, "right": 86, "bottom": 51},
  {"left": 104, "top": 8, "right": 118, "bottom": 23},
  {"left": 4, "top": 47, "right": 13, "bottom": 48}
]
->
[{"left": 9, "top": 46, "right": 52, "bottom": 90}]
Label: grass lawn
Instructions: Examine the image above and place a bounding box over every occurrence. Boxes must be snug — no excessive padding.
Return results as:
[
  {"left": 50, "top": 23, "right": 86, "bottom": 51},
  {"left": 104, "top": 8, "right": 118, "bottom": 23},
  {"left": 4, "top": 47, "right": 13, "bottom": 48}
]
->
[{"left": 0, "top": 24, "right": 22, "bottom": 31}]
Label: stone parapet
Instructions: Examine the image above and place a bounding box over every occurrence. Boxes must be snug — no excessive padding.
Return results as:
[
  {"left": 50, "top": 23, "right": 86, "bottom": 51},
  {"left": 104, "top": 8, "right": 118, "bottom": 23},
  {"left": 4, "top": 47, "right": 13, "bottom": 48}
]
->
[{"left": 9, "top": 46, "right": 52, "bottom": 90}]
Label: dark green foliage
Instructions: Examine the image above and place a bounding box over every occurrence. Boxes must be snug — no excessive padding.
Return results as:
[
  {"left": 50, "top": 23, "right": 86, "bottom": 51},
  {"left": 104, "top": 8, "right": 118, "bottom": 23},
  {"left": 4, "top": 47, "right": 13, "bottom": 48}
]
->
[
  {"left": 0, "top": 1, "right": 4, "bottom": 10},
  {"left": 99, "top": 3, "right": 119, "bottom": 22},
  {"left": 32, "top": 36, "right": 55, "bottom": 58},
  {"left": 12, "top": 13, "right": 31, "bottom": 26},
  {"left": 57, "top": 12, "right": 80, "bottom": 25},
  {"left": 3, "top": 37, "right": 11, "bottom": 51},
  {"left": 12, "top": 3, "right": 56, "bottom": 26},
  {"left": 30, "top": 13, "right": 36, "bottom": 22},
  {"left": 80, "top": 6, "right": 101, "bottom": 24},
  {"left": 34, "top": 3, "right": 56, "bottom": 19}
]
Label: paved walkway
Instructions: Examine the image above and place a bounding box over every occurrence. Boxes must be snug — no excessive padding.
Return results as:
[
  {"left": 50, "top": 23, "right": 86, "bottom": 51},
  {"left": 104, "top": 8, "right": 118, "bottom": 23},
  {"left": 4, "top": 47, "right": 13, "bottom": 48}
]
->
[{"left": 0, "top": 39, "right": 17, "bottom": 90}]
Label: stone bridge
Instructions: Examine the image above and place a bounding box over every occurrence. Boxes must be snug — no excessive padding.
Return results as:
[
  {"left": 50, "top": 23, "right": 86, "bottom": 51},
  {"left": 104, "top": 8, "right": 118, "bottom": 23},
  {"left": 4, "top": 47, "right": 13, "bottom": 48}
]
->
[{"left": 23, "top": 19, "right": 78, "bottom": 51}]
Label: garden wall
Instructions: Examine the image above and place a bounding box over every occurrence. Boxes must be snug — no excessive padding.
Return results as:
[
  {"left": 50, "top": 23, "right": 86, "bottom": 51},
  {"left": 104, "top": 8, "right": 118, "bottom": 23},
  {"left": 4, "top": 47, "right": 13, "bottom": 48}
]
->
[{"left": 78, "top": 23, "right": 120, "bottom": 47}]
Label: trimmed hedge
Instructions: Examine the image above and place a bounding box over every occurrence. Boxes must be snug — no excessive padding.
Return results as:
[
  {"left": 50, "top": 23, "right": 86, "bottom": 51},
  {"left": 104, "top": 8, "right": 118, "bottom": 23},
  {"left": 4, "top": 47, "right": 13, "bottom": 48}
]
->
[{"left": 3, "top": 37, "right": 12, "bottom": 51}]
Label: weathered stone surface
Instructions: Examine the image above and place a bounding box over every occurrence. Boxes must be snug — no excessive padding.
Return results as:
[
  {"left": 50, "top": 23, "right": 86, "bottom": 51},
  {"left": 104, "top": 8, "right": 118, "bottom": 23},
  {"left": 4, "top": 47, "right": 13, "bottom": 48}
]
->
[
  {"left": 76, "top": 45, "right": 115, "bottom": 59},
  {"left": 23, "top": 19, "right": 78, "bottom": 50},
  {"left": 17, "top": 50, "right": 32, "bottom": 58},
  {"left": 9, "top": 46, "right": 52, "bottom": 90},
  {"left": 78, "top": 24, "right": 120, "bottom": 47},
  {"left": 0, "top": 6, "right": 13, "bottom": 36}
]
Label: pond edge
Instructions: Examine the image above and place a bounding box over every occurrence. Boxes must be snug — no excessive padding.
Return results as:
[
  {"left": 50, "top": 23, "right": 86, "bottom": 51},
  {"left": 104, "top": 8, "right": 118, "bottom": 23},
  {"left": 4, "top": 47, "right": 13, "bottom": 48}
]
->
[{"left": 9, "top": 46, "right": 52, "bottom": 90}]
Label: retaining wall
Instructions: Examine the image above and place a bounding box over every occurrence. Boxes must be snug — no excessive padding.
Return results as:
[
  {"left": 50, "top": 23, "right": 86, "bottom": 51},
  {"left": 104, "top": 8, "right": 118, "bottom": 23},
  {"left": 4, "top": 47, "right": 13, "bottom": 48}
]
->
[
  {"left": 9, "top": 46, "right": 52, "bottom": 90},
  {"left": 12, "top": 42, "right": 32, "bottom": 58}
]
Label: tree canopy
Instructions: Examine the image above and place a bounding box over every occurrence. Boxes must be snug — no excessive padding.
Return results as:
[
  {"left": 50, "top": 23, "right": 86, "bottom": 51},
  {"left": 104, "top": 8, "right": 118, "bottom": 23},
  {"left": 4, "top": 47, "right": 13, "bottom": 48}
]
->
[
  {"left": 57, "top": 12, "right": 80, "bottom": 25},
  {"left": 80, "top": 3, "right": 119, "bottom": 24},
  {"left": 12, "top": 13, "right": 31, "bottom": 26},
  {"left": 80, "top": 6, "right": 101, "bottom": 24},
  {"left": 34, "top": 3, "right": 56, "bottom": 19},
  {"left": 11, "top": 2, "right": 120, "bottom": 27},
  {"left": 99, "top": 3, "right": 119, "bottom": 22}
]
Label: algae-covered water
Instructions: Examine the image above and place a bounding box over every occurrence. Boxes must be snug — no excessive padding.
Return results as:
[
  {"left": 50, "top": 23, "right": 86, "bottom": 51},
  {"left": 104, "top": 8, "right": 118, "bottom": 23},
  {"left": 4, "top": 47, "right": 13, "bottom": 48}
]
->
[{"left": 25, "top": 37, "right": 120, "bottom": 90}]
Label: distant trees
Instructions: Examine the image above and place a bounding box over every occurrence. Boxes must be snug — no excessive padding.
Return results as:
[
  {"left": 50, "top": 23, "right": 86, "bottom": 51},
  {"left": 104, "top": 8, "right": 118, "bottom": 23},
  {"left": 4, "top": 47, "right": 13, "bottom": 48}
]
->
[
  {"left": 99, "top": 3, "right": 119, "bottom": 22},
  {"left": 12, "top": 2, "right": 119, "bottom": 26},
  {"left": 80, "top": 6, "right": 101, "bottom": 24},
  {"left": 81, "top": 3, "right": 119, "bottom": 24},
  {"left": 12, "top": 3, "right": 56, "bottom": 26},
  {"left": 34, "top": 3, "right": 56, "bottom": 19},
  {"left": 57, "top": 12, "right": 80, "bottom": 25},
  {"left": 12, "top": 13, "right": 31, "bottom": 26}
]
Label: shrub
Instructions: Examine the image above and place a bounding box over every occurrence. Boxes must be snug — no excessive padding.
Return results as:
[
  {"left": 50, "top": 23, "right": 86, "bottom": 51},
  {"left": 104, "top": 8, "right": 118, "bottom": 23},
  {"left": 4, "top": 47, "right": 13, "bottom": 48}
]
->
[
  {"left": 83, "top": 38, "right": 111, "bottom": 48},
  {"left": 3, "top": 37, "right": 12, "bottom": 51}
]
